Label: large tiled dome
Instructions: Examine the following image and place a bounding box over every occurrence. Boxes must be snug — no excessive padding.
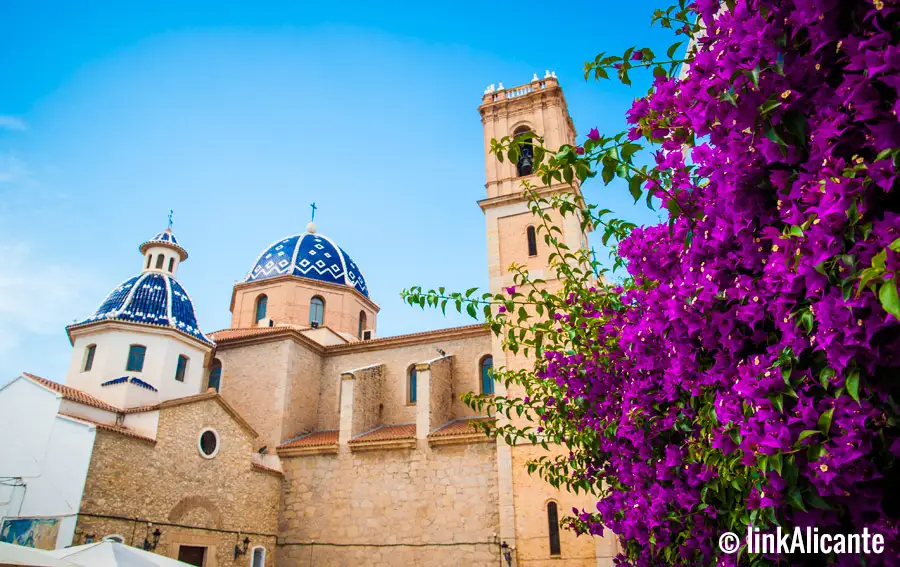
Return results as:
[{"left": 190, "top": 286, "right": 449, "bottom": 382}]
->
[{"left": 244, "top": 223, "right": 369, "bottom": 297}]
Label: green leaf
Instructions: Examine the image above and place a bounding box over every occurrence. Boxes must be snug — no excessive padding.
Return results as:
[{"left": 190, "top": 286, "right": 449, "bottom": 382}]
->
[
  {"left": 819, "top": 367, "right": 835, "bottom": 388},
  {"left": 787, "top": 489, "right": 807, "bottom": 511},
  {"left": 846, "top": 370, "right": 860, "bottom": 403},
  {"left": 628, "top": 176, "right": 643, "bottom": 203},
  {"left": 666, "top": 41, "right": 683, "bottom": 59},
  {"left": 466, "top": 303, "right": 477, "bottom": 319},
  {"left": 878, "top": 278, "right": 900, "bottom": 320},
  {"left": 817, "top": 408, "right": 834, "bottom": 436}
]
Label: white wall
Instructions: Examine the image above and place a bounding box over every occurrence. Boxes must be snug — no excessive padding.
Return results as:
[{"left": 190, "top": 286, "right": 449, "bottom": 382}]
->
[
  {"left": 142, "top": 245, "right": 181, "bottom": 277},
  {"left": 66, "top": 325, "right": 211, "bottom": 408},
  {"left": 0, "top": 378, "right": 96, "bottom": 549}
]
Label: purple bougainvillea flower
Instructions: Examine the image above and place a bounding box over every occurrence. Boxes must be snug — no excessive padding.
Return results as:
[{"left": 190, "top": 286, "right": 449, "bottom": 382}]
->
[{"left": 588, "top": 127, "right": 600, "bottom": 141}]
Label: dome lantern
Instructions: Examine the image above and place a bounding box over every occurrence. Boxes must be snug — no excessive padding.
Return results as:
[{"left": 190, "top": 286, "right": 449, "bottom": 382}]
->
[{"left": 139, "top": 227, "right": 188, "bottom": 277}]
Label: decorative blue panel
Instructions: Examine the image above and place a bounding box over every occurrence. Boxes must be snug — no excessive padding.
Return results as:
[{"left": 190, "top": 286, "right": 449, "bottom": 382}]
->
[{"left": 244, "top": 231, "right": 370, "bottom": 297}]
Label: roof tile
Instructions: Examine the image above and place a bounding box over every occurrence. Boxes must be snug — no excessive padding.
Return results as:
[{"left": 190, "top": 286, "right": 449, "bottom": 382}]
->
[
  {"left": 428, "top": 417, "right": 493, "bottom": 438},
  {"left": 58, "top": 412, "right": 155, "bottom": 443},
  {"left": 24, "top": 373, "right": 119, "bottom": 413},
  {"left": 349, "top": 424, "right": 416, "bottom": 444},
  {"left": 279, "top": 430, "right": 339, "bottom": 449}
]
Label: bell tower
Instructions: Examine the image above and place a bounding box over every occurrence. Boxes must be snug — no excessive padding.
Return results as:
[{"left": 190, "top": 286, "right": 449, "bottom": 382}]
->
[
  {"left": 478, "top": 75, "right": 614, "bottom": 566},
  {"left": 479, "top": 73, "right": 589, "bottom": 289}
]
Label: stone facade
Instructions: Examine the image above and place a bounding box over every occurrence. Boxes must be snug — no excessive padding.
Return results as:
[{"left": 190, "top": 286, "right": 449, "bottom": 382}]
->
[
  {"left": 276, "top": 440, "right": 499, "bottom": 566},
  {"left": 74, "top": 396, "right": 281, "bottom": 567}
]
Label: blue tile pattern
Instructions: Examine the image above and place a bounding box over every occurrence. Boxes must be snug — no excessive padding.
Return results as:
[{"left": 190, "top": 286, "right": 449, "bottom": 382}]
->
[
  {"left": 245, "top": 232, "right": 369, "bottom": 297},
  {"left": 100, "top": 376, "right": 159, "bottom": 392},
  {"left": 138, "top": 228, "right": 188, "bottom": 260},
  {"left": 150, "top": 231, "right": 178, "bottom": 245},
  {"left": 68, "top": 272, "right": 212, "bottom": 345}
]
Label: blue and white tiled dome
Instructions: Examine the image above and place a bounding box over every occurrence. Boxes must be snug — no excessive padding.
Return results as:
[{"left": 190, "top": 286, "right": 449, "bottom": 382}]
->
[
  {"left": 244, "top": 223, "right": 369, "bottom": 297},
  {"left": 68, "top": 227, "right": 211, "bottom": 344},
  {"left": 139, "top": 228, "right": 188, "bottom": 260},
  {"left": 68, "top": 273, "right": 212, "bottom": 344}
]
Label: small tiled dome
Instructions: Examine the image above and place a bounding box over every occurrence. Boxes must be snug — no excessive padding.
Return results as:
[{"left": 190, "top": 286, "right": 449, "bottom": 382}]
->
[
  {"left": 139, "top": 228, "right": 188, "bottom": 261},
  {"left": 244, "top": 224, "right": 369, "bottom": 297},
  {"left": 68, "top": 272, "right": 211, "bottom": 344}
]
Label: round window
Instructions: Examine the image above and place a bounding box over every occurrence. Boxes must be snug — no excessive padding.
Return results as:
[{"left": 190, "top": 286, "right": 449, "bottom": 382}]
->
[{"left": 198, "top": 428, "right": 219, "bottom": 458}]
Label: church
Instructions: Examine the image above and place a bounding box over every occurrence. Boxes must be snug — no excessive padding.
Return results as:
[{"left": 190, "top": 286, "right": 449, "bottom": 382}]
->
[{"left": 0, "top": 75, "right": 618, "bottom": 567}]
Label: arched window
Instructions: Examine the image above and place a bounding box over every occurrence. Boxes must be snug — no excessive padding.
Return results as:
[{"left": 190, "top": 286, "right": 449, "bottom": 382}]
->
[
  {"left": 547, "top": 501, "right": 561, "bottom": 556},
  {"left": 174, "top": 355, "right": 189, "bottom": 382},
  {"left": 255, "top": 295, "right": 268, "bottom": 324},
  {"left": 145, "top": 255, "right": 152, "bottom": 269},
  {"left": 168, "top": 257, "right": 175, "bottom": 272},
  {"left": 83, "top": 344, "right": 97, "bottom": 372},
  {"left": 126, "top": 345, "right": 146, "bottom": 372},
  {"left": 309, "top": 296, "right": 325, "bottom": 327},
  {"left": 514, "top": 127, "right": 534, "bottom": 177},
  {"left": 526, "top": 226, "right": 538, "bottom": 257},
  {"left": 480, "top": 355, "right": 494, "bottom": 394},
  {"left": 208, "top": 359, "right": 222, "bottom": 392},
  {"left": 358, "top": 311, "right": 367, "bottom": 339},
  {"left": 155, "top": 254, "right": 164, "bottom": 269},
  {"left": 251, "top": 546, "right": 265, "bottom": 567},
  {"left": 408, "top": 365, "right": 417, "bottom": 405}
]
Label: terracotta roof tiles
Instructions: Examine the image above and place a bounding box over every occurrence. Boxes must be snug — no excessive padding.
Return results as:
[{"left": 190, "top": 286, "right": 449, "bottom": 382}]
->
[
  {"left": 58, "top": 412, "right": 156, "bottom": 443},
  {"left": 349, "top": 424, "right": 416, "bottom": 444},
  {"left": 208, "top": 326, "right": 293, "bottom": 342},
  {"left": 278, "top": 430, "right": 339, "bottom": 449},
  {"left": 23, "top": 373, "right": 119, "bottom": 413},
  {"left": 428, "top": 417, "right": 494, "bottom": 439}
]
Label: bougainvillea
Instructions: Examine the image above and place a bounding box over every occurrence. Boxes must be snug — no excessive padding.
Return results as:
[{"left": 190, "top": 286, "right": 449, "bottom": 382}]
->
[{"left": 404, "top": 0, "right": 900, "bottom": 565}]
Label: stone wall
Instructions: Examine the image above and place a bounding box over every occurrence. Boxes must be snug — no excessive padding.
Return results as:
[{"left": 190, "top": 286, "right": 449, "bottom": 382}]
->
[
  {"left": 319, "top": 332, "right": 492, "bottom": 430},
  {"left": 284, "top": 339, "right": 324, "bottom": 440},
  {"left": 76, "top": 397, "right": 281, "bottom": 567},
  {"left": 277, "top": 440, "right": 499, "bottom": 566},
  {"left": 428, "top": 357, "right": 454, "bottom": 432},
  {"left": 348, "top": 365, "right": 385, "bottom": 437}
]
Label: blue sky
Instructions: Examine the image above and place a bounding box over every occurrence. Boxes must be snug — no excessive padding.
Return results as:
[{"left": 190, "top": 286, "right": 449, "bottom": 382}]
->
[{"left": 0, "top": 0, "right": 673, "bottom": 383}]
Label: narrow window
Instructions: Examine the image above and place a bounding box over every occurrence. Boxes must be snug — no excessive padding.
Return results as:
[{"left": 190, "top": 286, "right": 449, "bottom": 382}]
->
[
  {"left": 527, "top": 226, "right": 538, "bottom": 257},
  {"left": 480, "top": 355, "right": 494, "bottom": 394},
  {"left": 145, "top": 255, "right": 152, "bottom": 269},
  {"left": 126, "top": 345, "right": 146, "bottom": 372},
  {"left": 309, "top": 296, "right": 325, "bottom": 326},
  {"left": 208, "top": 359, "right": 222, "bottom": 392},
  {"left": 83, "top": 344, "right": 97, "bottom": 372},
  {"left": 358, "top": 311, "right": 367, "bottom": 339},
  {"left": 515, "top": 128, "right": 534, "bottom": 176},
  {"left": 155, "top": 255, "right": 164, "bottom": 269},
  {"left": 408, "top": 365, "right": 417, "bottom": 404},
  {"left": 255, "top": 294, "right": 268, "bottom": 324},
  {"left": 168, "top": 257, "right": 175, "bottom": 273},
  {"left": 251, "top": 546, "right": 265, "bottom": 567},
  {"left": 548, "top": 502, "right": 561, "bottom": 556},
  {"left": 175, "top": 355, "right": 189, "bottom": 382}
]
